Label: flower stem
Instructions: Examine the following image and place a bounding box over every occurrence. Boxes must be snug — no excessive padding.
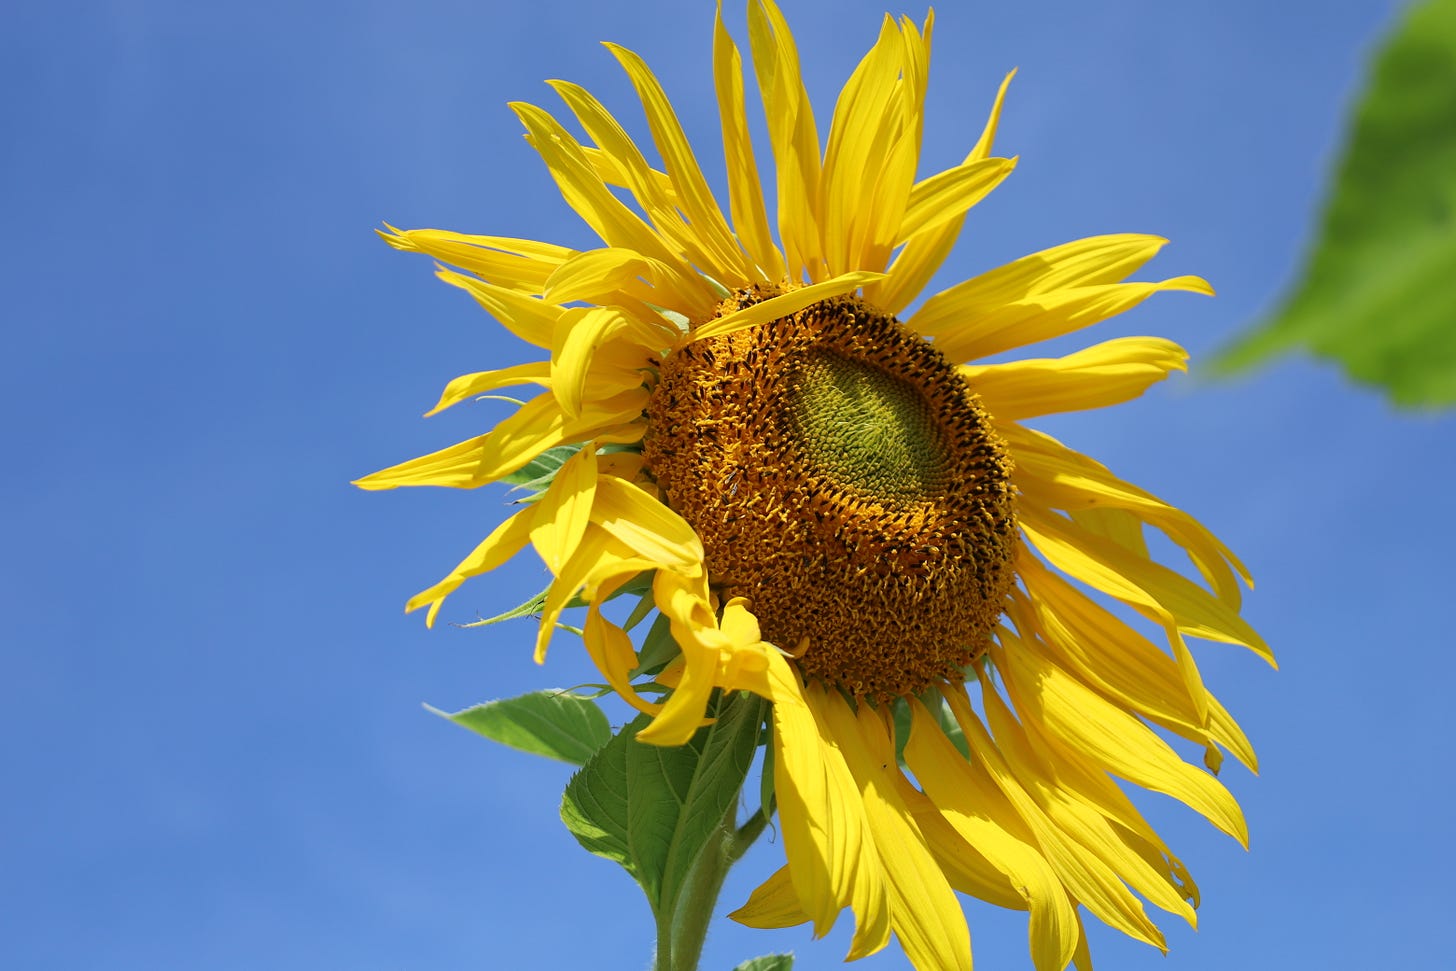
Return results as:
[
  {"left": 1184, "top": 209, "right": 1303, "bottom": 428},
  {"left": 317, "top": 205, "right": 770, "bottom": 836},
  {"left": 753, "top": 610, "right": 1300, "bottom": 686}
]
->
[{"left": 653, "top": 699, "right": 771, "bottom": 971}]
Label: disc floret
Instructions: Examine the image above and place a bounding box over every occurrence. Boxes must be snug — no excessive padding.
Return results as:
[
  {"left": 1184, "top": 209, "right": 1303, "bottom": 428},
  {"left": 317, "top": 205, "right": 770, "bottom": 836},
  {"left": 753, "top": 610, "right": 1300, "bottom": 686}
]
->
[{"left": 645, "top": 288, "right": 1019, "bottom": 699}]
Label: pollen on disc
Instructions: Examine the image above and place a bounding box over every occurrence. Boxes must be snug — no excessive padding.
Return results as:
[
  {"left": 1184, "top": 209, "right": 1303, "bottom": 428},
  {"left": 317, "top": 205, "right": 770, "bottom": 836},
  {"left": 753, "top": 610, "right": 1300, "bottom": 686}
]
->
[{"left": 644, "top": 287, "right": 1018, "bottom": 700}]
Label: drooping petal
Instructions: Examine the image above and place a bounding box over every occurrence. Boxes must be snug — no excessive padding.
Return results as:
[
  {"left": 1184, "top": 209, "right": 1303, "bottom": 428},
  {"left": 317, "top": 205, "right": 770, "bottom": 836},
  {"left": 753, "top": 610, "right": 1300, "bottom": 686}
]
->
[
  {"left": 424, "top": 361, "right": 553, "bottom": 417},
  {"left": 435, "top": 267, "right": 566, "bottom": 349},
  {"left": 543, "top": 247, "right": 686, "bottom": 312},
  {"left": 818, "top": 692, "right": 970, "bottom": 969},
  {"left": 994, "top": 630, "right": 1248, "bottom": 847},
  {"left": 533, "top": 524, "right": 659, "bottom": 663},
  {"left": 403, "top": 506, "right": 538, "bottom": 627},
  {"left": 974, "top": 676, "right": 1201, "bottom": 926},
  {"left": 1008, "top": 569, "right": 1258, "bottom": 773},
  {"left": 732, "top": 865, "right": 812, "bottom": 928},
  {"left": 527, "top": 446, "right": 598, "bottom": 574},
  {"left": 761, "top": 653, "right": 882, "bottom": 941},
  {"left": 549, "top": 304, "right": 659, "bottom": 419},
  {"left": 590, "top": 475, "right": 704, "bottom": 572},
  {"left": 946, "top": 687, "right": 1169, "bottom": 950},
  {"left": 583, "top": 603, "right": 665, "bottom": 716},
  {"left": 904, "top": 696, "right": 1080, "bottom": 971},
  {"left": 1020, "top": 506, "right": 1274, "bottom": 666},
  {"left": 1005, "top": 421, "right": 1252, "bottom": 606}
]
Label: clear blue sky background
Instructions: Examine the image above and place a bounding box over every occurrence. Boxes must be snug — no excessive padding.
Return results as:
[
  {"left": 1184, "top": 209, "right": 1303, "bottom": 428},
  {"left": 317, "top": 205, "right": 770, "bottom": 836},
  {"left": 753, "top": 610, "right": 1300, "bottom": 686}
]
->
[{"left": 4, "top": 1, "right": 1451, "bottom": 969}]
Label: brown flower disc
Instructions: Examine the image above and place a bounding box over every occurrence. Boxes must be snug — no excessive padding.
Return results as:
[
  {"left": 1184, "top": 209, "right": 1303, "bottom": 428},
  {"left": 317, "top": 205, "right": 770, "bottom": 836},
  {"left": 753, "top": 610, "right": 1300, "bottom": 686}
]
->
[{"left": 644, "top": 286, "right": 1018, "bottom": 700}]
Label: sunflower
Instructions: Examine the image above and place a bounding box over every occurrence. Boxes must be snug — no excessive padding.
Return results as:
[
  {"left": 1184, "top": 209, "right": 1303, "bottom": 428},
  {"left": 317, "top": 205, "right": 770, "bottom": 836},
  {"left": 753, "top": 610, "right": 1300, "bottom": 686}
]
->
[{"left": 356, "top": 2, "right": 1272, "bottom": 969}]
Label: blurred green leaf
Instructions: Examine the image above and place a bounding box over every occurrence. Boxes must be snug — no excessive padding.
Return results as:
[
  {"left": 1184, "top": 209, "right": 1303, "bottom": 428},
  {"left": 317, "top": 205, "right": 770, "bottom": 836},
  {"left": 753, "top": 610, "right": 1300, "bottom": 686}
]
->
[
  {"left": 733, "top": 956, "right": 794, "bottom": 971},
  {"left": 559, "top": 692, "right": 764, "bottom": 917},
  {"left": 426, "top": 690, "right": 611, "bottom": 765},
  {"left": 1217, "top": 0, "right": 1456, "bottom": 406}
]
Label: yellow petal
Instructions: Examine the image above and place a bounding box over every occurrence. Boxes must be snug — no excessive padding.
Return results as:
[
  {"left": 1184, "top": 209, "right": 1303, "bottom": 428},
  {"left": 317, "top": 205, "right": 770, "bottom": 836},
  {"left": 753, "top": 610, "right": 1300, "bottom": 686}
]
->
[
  {"left": 532, "top": 525, "right": 656, "bottom": 663},
  {"left": 946, "top": 688, "right": 1168, "bottom": 950},
  {"left": 527, "top": 446, "right": 598, "bottom": 574},
  {"left": 897, "top": 155, "right": 1017, "bottom": 243},
  {"left": 817, "top": 693, "right": 968, "bottom": 968},
  {"left": 353, "top": 388, "right": 648, "bottom": 492},
  {"left": 713, "top": 6, "right": 785, "bottom": 280},
  {"left": 403, "top": 506, "right": 537, "bottom": 627},
  {"left": 549, "top": 305, "right": 657, "bottom": 419},
  {"left": 975, "top": 677, "right": 1198, "bottom": 927},
  {"left": 731, "top": 865, "right": 811, "bottom": 928},
  {"left": 511, "top": 101, "right": 720, "bottom": 317},
  {"left": 590, "top": 475, "right": 704, "bottom": 571},
  {"left": 905, "top": 697, "right": 1080, "bottom": 971},
  {"left": 636, "top": 571, "right": 726, "bottom": 746},
  {"left": 689, "top": 270, "right": 885, "bottom": 342},
  {"left": 436, "top": 267, "right": 565, "bottom": 349},
  {"left": 547, "top": 80, "right": 742, "bottom": 284},
  {"left": 901, "top": 787, "right": 1028, "bottom": 912},
  {"left": 378, "top": 225, "right": 570, "bottom": 294},
  {"left": 923, "top": 275, "right": 1213, "bottom": 364},
  {"left": 1009, "top": 568, "right": 1257, "bottom": 773},
  {"left": 747, "top": 0, "right": 824, "bottom": 281},
  {"left": 762, "top": 654, "right": 872, "bottom": 938},
  {"left": 353, "top": 392, "right": 558, "bottom": 491},
  {"left": 1005, "top": 421, "right": 1251, "bottom": 608},
  {"left": 867, "top": 68, "right": 1016, "bottom": 314},
  {"left": 605, "top": 42, "right": 754, "bottom": 285},
  {"left": 543, "top": 247, "right": 679, "bottom": 309},
  {"left": 423, "top": 361, "right": 552, "bottom": 417},
  {"left": 995, "top": 633, "right": 1248, "bottom": 847},
  {"left": 821, "top": 15, "right": 915, "bottom": 276},
  {"left": 962, "top": 337, "right": 1187, "bottom": 420},
  {"left": 583, "top": 604, "right": 664, "bottom": 716},
  {"left": 916, "top": 234, "right": 1172, "bottom": 335},
  {"left": 1020, "top": 508, "right": 1274, "bottom": 667}
]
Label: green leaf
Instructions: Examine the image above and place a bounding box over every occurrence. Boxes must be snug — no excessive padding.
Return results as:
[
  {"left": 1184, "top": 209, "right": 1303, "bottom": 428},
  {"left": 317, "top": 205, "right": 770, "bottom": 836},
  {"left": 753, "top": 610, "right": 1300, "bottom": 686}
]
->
[
  {"left": 426, "top": 690, "right": 611, "bottom": 765},
  {"left": 1216, "top": 0, "right": 1456, "bottom": 407},
  {"left": 758, "top": 718, "right": 777, "bottom": 820},
  {"left": 892, "top": 692, "right": 969, "bottom": 766},
  {"left": 733, "top": 956, "right": 794, "bottom": 971},
  {"left": 456, "top": 583, "right": 548, "bottom": 628},
  {"left": 632, "top": 612, "right": 682, "bottom": 677},
  {"left": 559, "top": 691, "right": 765, "bottom": 916},
  {"left": 500, "top": 444, "right": 580, "bottom": 493}
]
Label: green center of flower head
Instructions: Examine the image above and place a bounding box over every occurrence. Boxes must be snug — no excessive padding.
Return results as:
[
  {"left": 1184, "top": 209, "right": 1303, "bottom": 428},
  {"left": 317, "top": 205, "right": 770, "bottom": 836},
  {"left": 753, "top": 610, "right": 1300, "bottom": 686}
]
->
[
  {"left": 645, "top": 286, "right": 1020, "bottom": 700},
  {"left": 785, "top": 350, "right": 951, "bottom": 504}
]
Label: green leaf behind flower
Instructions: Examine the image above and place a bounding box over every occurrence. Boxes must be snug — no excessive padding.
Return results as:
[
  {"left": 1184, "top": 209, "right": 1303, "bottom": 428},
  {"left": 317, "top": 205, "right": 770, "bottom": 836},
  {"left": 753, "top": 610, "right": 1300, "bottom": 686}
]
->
[
  {"left": 1216, "top": 0, "right": 1456, "bottom": 407},
  {"left": 733, "top": 956, "right": 794, "bottom": 971},
  {"left": 426, "top": 690, "right": 611, "bottom": 765},
  {"left": 559, "top": 692, "right": 764, "bottom": 917}
]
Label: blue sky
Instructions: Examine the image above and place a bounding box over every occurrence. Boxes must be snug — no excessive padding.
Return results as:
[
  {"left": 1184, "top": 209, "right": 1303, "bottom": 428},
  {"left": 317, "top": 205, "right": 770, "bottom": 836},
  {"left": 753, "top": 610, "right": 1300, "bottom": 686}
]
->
[{"left": 5, "top": 1, "right": 1451, "bottom": 969}]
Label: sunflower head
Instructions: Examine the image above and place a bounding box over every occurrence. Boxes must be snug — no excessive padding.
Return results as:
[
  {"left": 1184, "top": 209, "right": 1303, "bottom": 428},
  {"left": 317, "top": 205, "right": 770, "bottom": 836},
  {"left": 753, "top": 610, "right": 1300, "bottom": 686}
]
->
[
  {"left": 646, "top": 286, "right": 1018, "bottom": 700},
  {"left": 357, "top": 2, "right": 1272, "bottom": 969}
]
